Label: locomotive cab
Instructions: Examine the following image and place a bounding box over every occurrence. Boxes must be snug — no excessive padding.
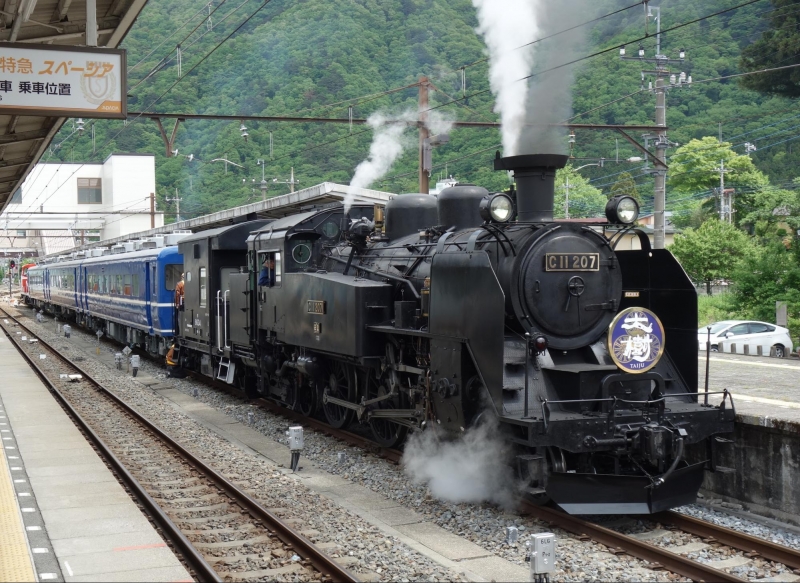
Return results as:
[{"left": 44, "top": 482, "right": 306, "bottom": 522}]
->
[{"left": 176, "top": 220, "right": 271, "bottom": 381}]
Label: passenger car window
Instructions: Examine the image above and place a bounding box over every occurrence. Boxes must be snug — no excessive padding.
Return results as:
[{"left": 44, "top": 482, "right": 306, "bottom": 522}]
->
[
  {"left": 165, "top": 265, "right": 183, "bottom": 291},
  {"left": 748, "top": 323, "right": 770, "bottom": 334}
]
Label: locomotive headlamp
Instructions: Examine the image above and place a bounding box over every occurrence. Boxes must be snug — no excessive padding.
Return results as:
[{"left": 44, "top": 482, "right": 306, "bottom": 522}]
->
[
  {"left": 605, "top": 195, "right": 640, "bottom": 225},
  {"left": 480, "top": 193, "right": 515, "bottom": 223},
  {"left": 534, "top": 335, "right": 548, "bottom": 354}
]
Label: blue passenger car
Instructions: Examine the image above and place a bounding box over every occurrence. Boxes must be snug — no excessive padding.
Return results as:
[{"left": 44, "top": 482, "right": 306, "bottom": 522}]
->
[{"left": 25, "top": 246, "right": 183, "bottom": 354}]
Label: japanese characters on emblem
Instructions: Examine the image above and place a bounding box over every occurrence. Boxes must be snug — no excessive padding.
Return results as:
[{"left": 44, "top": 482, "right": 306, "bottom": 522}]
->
[{"left": 608, "top": 307, "right": 665, "bottom": 373}]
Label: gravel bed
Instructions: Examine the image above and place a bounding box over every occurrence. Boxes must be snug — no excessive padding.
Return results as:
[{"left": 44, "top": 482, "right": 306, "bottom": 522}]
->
[
  {"left": 678, "top": 504, "right": 800, "bottom": 550},
  {"left": 600, "top": 517, "right": 797, "bottom": 580},
  {"left": 22, "top": 306, "right": 800, "bottom": 582},
  {"left": 12, "top": 310, "right": 462, "bottom": 583}
]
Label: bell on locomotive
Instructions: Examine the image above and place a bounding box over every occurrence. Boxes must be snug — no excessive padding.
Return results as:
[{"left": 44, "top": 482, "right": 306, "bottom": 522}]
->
[{"left": 452, "top": 152, "right": 737, "bottom": 514}]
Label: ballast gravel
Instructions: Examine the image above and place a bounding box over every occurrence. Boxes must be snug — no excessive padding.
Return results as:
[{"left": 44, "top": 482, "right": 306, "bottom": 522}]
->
[{"left": 18, "top": 306, "right": 800, "bottom": 582}]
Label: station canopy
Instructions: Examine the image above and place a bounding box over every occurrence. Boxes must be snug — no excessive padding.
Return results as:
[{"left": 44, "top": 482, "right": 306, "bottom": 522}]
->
[
  {"left": 41, "top": 181, "right": 396, "bottom": 259},
  {"left": 0, "top": 0, "right": 147, "bottom": 211}
]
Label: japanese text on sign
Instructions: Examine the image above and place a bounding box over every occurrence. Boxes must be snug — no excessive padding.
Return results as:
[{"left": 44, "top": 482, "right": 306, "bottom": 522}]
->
[{"left": 0, "top": 44, "right": 125, "bottom": 119}]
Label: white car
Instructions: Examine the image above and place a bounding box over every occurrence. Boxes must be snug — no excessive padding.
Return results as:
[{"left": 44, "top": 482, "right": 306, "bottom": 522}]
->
[{"left": 698, "top": 320, "right": 794, "bottom": 357}]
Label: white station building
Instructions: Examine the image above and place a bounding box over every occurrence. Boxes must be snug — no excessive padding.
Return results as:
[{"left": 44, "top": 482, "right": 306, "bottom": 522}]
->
[{"left": 0, "top": 153, "right": 163, "bottom": 256}]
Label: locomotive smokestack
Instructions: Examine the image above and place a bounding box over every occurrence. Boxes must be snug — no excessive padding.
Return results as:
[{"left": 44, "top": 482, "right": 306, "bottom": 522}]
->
[{"left": 494, "top": 153, "right": 569, "bottom": 222}]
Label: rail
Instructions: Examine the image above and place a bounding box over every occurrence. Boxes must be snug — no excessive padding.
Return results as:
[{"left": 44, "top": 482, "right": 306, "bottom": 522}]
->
[
  {"left": 520, "top": 502, "right": 746, "bottom": 582},
  {"left": 0, "top": 307, "right": 359, "bottom": 583}
]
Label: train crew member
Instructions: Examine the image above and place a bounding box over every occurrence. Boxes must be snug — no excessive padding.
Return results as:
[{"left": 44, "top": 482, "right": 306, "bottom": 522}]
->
[
  {"left": 165, "top": 343, "right": 186, "bottom": 378},
  {"left": 175, "top": 272, "right": 185, "bottom": 309},
  {"left": 258, "top": 258, "right": 275, "bottom": 287}
]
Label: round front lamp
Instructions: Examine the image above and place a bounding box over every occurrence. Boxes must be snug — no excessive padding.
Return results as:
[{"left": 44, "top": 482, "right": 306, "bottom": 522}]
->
[
  {"left": 605, "top": 195, "right": 640, "bottom": 225},
  {"left": 480, "top": 193, "right": 515, "bottom": 223}
]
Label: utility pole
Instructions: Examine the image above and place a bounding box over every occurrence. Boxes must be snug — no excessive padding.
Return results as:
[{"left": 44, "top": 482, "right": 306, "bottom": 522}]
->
[
  {"left": 714, "top": 160, "right": 731, "bottom": 223},
  {"left": 271, "top": 169, "right": 299, "bottom": 194},
  {"left": 166, "top": 188, "right": 182, "bottom": 223},
  {"left": 257, "top": 159, "right": 268, "bottom": 200},
  {"left": 418, "top": 76, "right": 430, "bottom": 194},
  {"left": 150, "top": 192, "right": 155, "bottom": 228},
  {"left": 621, "top": 6, "right": 690, "bottom": 249}
]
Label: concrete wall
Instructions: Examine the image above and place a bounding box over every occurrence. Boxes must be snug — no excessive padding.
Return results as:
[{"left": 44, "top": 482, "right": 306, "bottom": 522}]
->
[{"left": 702, "top": 415, "right": 800, "bottom": 523}]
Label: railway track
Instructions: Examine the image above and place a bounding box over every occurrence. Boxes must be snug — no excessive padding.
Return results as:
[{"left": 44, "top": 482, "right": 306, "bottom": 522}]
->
[
  {"left": 255, "top": 392, "right": 800, "bottom": 582},
  {"left": 13, "top": 307, "right": 800, "bottom": 583},
  {"left": 0, "top": 308, "right": 358, "bottom": 583}
]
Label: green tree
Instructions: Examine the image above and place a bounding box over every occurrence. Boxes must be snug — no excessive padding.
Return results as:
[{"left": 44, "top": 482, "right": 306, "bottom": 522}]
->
[
  {"left": 609, "top": 171, "right": 641, "bottom": 202},
  {"left": 739, "top": 0, "right": 800, "bottom": 97},
  {"left": 668, "top": 219, "right": 754, "bottom": 295},
  {"left": 668, "top": 137, "right": 769, "bottom": 194},
  {"left": 554, "top": 166, "right": 607, "bottom": 219},
  {"left": 730, "top": 242, "right": 800, "bottom": 341},
  {"left": 739, "top": 183, "right": 800, "bottom": 238}
]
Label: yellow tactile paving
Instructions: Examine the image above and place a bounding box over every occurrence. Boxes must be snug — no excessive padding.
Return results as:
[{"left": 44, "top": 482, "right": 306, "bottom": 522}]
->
[{"left": 0, "top": 442, "right": 35, "bottom": 582}]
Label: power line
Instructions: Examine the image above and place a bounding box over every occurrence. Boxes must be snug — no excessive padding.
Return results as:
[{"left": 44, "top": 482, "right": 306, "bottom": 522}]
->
[
  {"left": 128, "top": 2, "right": 214, "bottom": 73},
  {"left": 12, "top": 0, "right": 280, "bottom": 228}
]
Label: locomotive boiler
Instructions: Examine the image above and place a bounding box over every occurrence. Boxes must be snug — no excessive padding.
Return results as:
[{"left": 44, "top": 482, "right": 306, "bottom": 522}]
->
[{"left": 224, "top": 152, "right": 735, "bottom": 514}]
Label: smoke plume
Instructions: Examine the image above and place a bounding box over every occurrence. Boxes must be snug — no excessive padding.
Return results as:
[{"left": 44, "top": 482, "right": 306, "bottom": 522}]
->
[
  {"left": 518, "top": 2, "right": 591, "bottom": 155},
  {"left": 471, "top": 0, "right": 592, "bottom": 155},
  {"left": 345, "top": 109, "right": 455, "bottom": 212},
  {"left": 471, "top": 0, "right": 538, "bottom": 156},
  {"left": 402, "top": 416, "right": 518, "bottom": 508},
  {"left": 345, "top": 110, "right": 416, "bottom": 213}
]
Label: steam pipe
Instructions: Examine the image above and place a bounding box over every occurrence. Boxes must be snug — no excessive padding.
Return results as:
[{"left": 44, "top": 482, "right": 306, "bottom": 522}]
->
[
  {"left": 653, "top": 437, "right": 684, "bottom": 488},
  {"left": 524, "top": 332, "right": 530, "bottom": 418}
]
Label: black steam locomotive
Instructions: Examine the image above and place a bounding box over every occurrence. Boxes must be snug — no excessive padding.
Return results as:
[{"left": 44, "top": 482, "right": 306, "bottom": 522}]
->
[
  {"left": 170, "top": 153, "right": 735, "bottom": 514},
  {"left": 26, "top": 152, "right": 735, "bottom": 513}
]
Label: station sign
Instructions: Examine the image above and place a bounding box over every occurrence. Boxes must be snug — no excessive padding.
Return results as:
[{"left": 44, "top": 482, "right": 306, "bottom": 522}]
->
[{"left": 0, "top": 43, "right": 126, "bottom": 119}]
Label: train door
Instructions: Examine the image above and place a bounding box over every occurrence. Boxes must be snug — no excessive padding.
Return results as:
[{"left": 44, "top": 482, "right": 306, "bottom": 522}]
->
[
  {"left": 144, "top": 262, "right": 153, "bottom": 334},
  {"left": 73, "top": 267, "right": 79, "bottom": 312},
  {"left": 43, "top": 268, "right": 50, "bottom": 301},
  {"left": 217, "top": 267, "right": 238, "bottom": 351},
  {"left": 81, "top": 268, "right": 88, "bottom": 314},
  {"left": 257, "top": 250, "right": 282, "bottom": 332}
]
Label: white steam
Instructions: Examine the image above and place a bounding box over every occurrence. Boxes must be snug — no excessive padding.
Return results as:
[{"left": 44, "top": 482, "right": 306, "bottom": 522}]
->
[
  {"left": 471, "top": 0, "right": 539, "bottom": 156},
  {"left": 425, "top": 109, "right": 456, "bottom": 137},
  {"left": 345, "top": 109, "right": 455, "bottom": 213},
  {"left": 346, "top": 110, "right": 416, "bottom": 213},
  {"left": 402, "top": 417, "right": 517, "bottom": 508}
]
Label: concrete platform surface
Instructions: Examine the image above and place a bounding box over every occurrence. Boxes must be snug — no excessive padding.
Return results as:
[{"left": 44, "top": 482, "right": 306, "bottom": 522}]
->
[
  {"left": 700, "top": 352, "right": 800, "bottom": 424},
  {"left": 0, "top": 329, "right": 191, "bottom": 583}
]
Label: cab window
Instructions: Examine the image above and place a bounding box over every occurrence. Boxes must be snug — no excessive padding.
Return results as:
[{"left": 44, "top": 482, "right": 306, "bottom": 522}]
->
[{"left": 257, "top": 251, "right": 281, "bottom": 287}]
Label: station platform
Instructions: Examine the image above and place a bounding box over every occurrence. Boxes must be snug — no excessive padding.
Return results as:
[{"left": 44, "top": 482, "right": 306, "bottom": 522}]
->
[
  {"left": 699, "top": 351, "right": 800, "bottom": 423},
  {"left": 0, "top": 328, "right": 191, "bottom": 582},
  {"left": 699, "top": 352, "right": 800, "bottom": 523}
]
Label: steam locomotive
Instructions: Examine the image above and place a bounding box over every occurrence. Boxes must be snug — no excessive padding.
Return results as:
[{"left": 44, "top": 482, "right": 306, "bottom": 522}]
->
[{"left": 26, "top": 153, "right": 735, "bottom": 514}]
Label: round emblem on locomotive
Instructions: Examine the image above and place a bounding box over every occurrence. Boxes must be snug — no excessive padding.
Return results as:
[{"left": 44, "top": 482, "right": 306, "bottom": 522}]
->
[{"left": 608, "top": 307, "right": 665, "bottom": 374}]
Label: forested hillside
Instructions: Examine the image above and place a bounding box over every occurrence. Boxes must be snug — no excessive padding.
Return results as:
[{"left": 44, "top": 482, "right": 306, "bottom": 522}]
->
[{"left": 44, "top": 0, "right": 799, "bottom": 224}]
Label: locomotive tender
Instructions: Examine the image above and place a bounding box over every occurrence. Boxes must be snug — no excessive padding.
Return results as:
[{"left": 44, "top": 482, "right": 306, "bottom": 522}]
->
[{"left": 25, "top": 153, "right": 735, "bottom": 514}]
